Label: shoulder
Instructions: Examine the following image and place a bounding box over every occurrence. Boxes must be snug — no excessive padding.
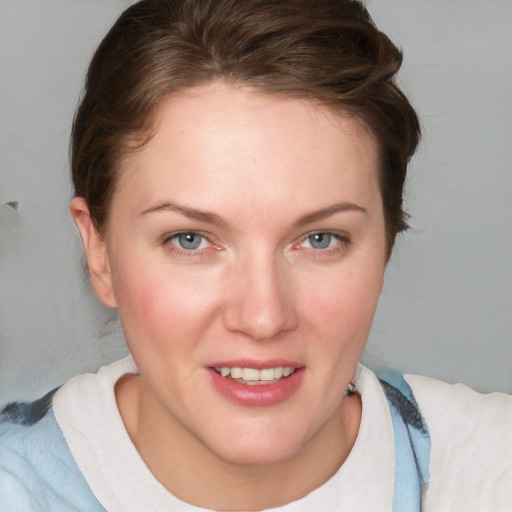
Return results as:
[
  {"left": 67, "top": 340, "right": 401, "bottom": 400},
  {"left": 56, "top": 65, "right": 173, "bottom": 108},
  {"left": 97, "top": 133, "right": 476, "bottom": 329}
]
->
[
  {"left": 405, "top": 374, "right": 512, "bottom": 511},
  {"left": 0, "top": 388, "right": 63, "bottom": 496},
  {"left": 0, "top": 407, "right": 53, "bottom": 511},
  {"left": 0, "top": 392, "right": 104, "bottom": 511},
  {"left": 405, "top": 373, "right": 512, "bottom": 443}
]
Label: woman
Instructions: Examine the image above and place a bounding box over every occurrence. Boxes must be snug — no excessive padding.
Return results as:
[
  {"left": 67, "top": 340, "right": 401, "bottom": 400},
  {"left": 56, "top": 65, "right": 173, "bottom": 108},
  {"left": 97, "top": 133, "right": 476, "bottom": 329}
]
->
[{"left": 1, "top": 0, "right": 510, "bottom": 510}]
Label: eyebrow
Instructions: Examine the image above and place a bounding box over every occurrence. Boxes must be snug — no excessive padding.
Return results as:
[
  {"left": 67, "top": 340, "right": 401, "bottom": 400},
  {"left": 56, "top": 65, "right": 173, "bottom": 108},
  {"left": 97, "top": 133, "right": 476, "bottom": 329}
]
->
[
  {"left": 140, "top": 201, "right": 226, "bottom": 225},
  {"left": 140, "top": 200, "right": 366, "bottom": 226},
  {"left": 294, "top": 202, "right": 367, "bottom": 227}
]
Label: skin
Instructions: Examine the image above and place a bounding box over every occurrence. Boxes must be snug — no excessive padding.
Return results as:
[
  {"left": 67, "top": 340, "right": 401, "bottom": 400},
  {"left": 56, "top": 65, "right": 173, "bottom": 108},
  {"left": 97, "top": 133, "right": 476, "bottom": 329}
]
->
[{"left": 71, "top": 81, "right": 388, "bottom": 510}]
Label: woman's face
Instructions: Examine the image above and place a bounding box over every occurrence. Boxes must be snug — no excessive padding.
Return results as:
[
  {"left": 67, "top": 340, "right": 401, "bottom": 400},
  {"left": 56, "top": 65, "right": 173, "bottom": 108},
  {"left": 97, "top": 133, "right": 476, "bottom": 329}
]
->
[{"left": 84, "top": 82, "right": 387, "bottom": 466}]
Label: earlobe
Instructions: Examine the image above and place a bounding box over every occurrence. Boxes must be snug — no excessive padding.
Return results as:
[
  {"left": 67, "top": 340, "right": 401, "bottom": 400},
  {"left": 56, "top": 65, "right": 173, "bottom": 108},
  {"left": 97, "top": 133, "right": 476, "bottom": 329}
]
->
[{"left": 70, "top": 197, "right": 117, "bottom": 308}]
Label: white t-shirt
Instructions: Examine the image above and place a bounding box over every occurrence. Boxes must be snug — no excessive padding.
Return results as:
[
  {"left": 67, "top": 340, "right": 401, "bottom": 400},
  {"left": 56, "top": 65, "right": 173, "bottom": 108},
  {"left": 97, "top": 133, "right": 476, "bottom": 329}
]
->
[{"left": 52, "top": 357, "right": 512, "bottom": 511}]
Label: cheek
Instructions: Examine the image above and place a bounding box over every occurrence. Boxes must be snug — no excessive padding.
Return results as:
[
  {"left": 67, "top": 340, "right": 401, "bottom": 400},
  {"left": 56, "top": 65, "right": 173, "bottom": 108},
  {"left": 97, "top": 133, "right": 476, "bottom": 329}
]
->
[
  {"left": 306, "top": 265, "right": 382, "bottom": 322},
  {"left": 113, "top": 273, "right": 165, "bottom": 348},
  {"left": 111, "top": 260, "right": 221, "bottom": 350},
  {"left": 300, "top": 265, "right": 383, "bottom": 357}
]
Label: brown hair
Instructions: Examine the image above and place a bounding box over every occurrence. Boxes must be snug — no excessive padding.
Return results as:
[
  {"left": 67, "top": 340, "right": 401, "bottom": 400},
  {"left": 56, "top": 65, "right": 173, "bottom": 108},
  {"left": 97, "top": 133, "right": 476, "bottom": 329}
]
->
[{"left": 71, "top": 0, "right": 420, "bottom": 256}]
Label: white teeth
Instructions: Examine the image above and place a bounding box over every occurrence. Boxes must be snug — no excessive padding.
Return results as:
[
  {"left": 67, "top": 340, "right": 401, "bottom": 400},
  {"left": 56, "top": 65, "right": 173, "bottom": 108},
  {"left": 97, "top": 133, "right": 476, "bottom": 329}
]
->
[
  {"left": 230, "top": 367, "right": 242, "bottom": 379},
  {"left": 216, "top": 366, "right": 296, "bottom": 382},
  {"left": 259, "top": 368, "right": 275, "bottom": 381},
  {"left": 242, "top": 368, "right": 260, "bottom": 381}
]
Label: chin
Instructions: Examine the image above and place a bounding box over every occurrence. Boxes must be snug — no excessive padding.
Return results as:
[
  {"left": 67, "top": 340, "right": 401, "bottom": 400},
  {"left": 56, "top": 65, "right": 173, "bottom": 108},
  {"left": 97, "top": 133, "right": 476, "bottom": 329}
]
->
[
  {"left": 215, "top": 441, "right": 301, "bottom": 468},
  {"left": 202, "top": 419, "right": 310, "bottom": 468}
]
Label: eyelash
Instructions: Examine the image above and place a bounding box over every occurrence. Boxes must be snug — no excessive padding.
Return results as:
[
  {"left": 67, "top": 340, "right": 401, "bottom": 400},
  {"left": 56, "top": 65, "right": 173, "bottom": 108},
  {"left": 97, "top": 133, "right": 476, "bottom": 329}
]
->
[
  {"left": 162, "top": 231, "right": 215, "bottom": 259},
  {"left": 162, "top": 230, "right": 351, "bottom": 259},
  {"left": 295, "top": 231, "right": 351, "bottom": 255}
]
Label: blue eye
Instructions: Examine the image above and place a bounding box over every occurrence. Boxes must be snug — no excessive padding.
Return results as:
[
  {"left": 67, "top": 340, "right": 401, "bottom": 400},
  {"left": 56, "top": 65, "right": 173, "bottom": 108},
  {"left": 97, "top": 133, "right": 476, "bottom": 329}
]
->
[
  {"left": 305, "top": 233, "right": 334, "bottom": 249},
  {"left": 171, "top": 232, "right": 208, "bottom": 251}
]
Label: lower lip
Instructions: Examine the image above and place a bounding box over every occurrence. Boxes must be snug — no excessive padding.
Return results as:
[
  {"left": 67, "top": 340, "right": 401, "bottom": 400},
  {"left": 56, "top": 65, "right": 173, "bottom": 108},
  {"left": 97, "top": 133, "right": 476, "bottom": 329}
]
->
[{"left": 208, "top": 368, "right": 304, "bottom": 407}]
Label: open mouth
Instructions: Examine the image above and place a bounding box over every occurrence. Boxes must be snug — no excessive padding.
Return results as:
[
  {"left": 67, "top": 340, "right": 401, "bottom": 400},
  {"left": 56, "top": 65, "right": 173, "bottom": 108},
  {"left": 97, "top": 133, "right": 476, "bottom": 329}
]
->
[{"left": 211, "top": 366, "right": 297, "bottom": 385}]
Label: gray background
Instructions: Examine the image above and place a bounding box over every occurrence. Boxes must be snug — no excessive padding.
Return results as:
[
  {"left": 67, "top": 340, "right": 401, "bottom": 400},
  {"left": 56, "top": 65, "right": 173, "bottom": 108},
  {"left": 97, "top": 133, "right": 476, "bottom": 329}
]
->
[{"left": 1, "top": 0, "right": 511, "bottom": 406}]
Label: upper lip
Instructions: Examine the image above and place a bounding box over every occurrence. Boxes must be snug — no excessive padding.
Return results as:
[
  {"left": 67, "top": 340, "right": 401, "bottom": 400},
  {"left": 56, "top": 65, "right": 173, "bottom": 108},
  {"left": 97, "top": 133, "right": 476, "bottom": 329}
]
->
[{"left": 208, "top": 359, "right": 303, "bottom": 370}]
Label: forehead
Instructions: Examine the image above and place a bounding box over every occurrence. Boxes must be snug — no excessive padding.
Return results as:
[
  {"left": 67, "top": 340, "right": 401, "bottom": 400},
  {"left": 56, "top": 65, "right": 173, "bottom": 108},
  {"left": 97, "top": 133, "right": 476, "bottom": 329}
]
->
[{"left": 116, "top": 82, "right": 381, "bottom": 219}]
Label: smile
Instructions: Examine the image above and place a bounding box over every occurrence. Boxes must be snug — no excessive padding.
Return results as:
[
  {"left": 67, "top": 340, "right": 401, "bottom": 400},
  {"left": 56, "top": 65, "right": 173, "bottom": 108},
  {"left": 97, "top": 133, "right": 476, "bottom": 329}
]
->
[
  {"left": 209, "top": 365, "right": 304, "bottom": 406},
  {"left": 213, "top": 366, "right": 296, "bottom": 385}
]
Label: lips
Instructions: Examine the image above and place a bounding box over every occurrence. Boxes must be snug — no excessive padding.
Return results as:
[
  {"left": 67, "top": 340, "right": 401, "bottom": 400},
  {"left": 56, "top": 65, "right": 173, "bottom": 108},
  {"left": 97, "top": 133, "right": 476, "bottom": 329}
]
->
[
  {"left": 213, "top": 366, "right": 296, "bottom": 384},
  {"left": 208, "top": 363, "right": 304, "bottom": 406}
]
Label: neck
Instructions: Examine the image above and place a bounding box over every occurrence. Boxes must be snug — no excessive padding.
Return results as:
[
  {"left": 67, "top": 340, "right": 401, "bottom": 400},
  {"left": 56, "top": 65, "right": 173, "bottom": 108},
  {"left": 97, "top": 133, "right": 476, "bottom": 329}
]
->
[{"left": 116, "top": 374, "right": 361, "bottom": 511}]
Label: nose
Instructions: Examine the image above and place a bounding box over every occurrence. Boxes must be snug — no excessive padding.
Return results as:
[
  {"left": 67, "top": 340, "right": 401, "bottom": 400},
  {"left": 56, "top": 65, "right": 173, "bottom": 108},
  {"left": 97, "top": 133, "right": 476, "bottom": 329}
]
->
[{"left": 222, "top": 254, "right": 298, "bottom": 340}]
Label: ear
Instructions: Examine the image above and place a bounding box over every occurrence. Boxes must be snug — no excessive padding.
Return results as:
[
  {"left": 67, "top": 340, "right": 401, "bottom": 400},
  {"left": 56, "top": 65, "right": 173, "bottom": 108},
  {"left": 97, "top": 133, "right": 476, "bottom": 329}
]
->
[{"left": 70, "top": 197, "right": 117, "bottom": 308}]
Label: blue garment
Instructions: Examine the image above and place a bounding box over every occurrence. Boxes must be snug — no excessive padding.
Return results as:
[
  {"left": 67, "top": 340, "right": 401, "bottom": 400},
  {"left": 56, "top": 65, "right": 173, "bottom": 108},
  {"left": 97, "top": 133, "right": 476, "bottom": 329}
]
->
[
  {"left": 378, "top": 370, "right": 431, "bottom": 512},
  {"left": 0, "top": 394, "right": 104, "bottom": 512},
  {"left": 0, "top": 375, "right": 430, "bottom": 512}
]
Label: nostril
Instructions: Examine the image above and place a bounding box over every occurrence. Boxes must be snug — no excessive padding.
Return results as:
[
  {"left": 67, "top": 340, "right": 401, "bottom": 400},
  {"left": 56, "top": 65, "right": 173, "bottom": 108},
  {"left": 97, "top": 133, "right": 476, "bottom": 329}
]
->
[{"left": 223, "top": 303, "right": 297, "bottom": 341}]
